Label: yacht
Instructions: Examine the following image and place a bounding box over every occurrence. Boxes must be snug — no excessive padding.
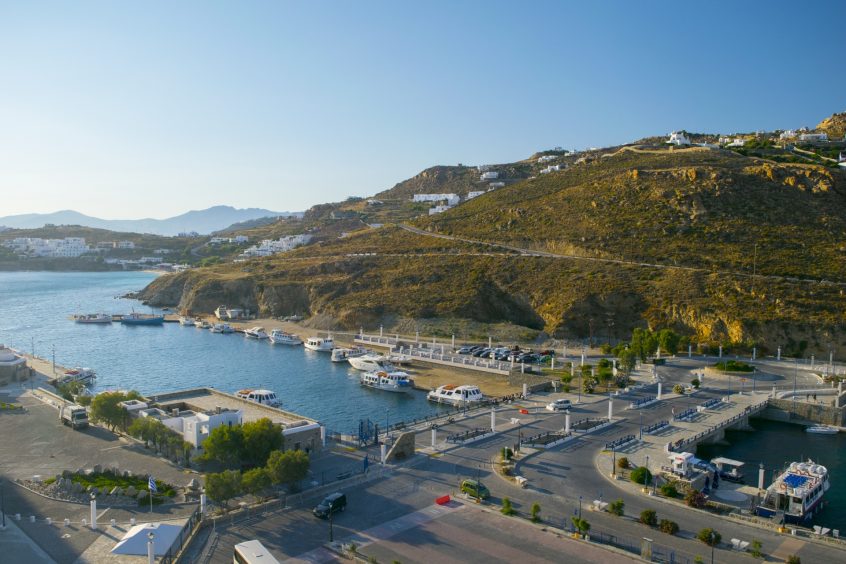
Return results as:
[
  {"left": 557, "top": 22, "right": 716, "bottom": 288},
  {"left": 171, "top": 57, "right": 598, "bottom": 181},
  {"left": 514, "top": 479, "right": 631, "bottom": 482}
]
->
[
  {"left": 58, "top": 367, "right": 97, "bottom": 386},
  {"left": 211, "top": 323, "right": 235, "bottom": 334},
  {"left": 348, "top": 353, "right": 395, "bottom": 372},
  {"left": 756, "top": 460, "right": 830, "bottom": 524},
  {"left": 194, "top": 320, "right": 211, "bottom": 329},
  {"left": 427, "top": 384, "right": 485, "bottom": 406},
  {"left": 73, "top": 313, "right": 112, "bottom": 324},
  {"left": 806, "top": 425, "right": 839, "bottom": 434},
  {"left": 304, "top": 336, "right": 334, "bottom": 352},
  {"left": 360, "top": 371, "right": 412, "bottom": 393},
  {"left": 387, "top": 352, "right": 412, "bottom": 365},
  {"left": 120, "top": 312, "right": 164, "bottom": 326},
  {"left": 178, "top": 316, "right": 196, "bottom": 326},
  {"left": 235, "top": 389, "right": 282, "bottom": 408},
  {"left": 331, "top": 347, "right": 368, "bottom": 363},
  {"left": 244, "top": 327, "right": 269, "bottom": 339},
  {"left": 269, "top": 329, "right": 302, "bottom": 346}
]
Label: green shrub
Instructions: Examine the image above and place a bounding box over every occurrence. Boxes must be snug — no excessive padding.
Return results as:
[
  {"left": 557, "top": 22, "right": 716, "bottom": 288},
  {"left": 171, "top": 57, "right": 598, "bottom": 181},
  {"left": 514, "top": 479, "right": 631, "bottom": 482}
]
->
[
  {"left": 631, "top": 466, "right": 652, "bottom": 485},
  {"left": 608, "top": 499, "right": 624, "bottom": 516},
  {"left": 713, "top": 360, "right": 753, "bottom": 372},
  {"left": 697, "top": 528, "right": 721, "bottom": 546},
  {"left": 690, "top": 378, "right": 700, "bottom": 388},
  {"left": 571, "top": 516, "right": 590, "bottom": 535},
  {"left": 501, "top": 497, "right": 515, "bottom": 516},
  {"left": 685, "top": 488, "right": 706, "bottom": 508},
  {"left": 673, "top": 384, "right": 685, "bottom": 394},
  {"left": 749, "top": 539, "right": 763, "bottom": 558},
  {"left": 659, "top": 482, "right": 678, "bottom": 498},
  {"left": 530, "top": 502, "right": 541, "bottom": 523},
  {"left": 639, "top": 509, "right": 657, "bottom": 527},
  {"left": 659, "top": 519, "right": 678, "bottom": 535},
  {"left": 617, "top": 457, "right": 629, "bottom": 470},
  {"left": 786, "top": 555, "right": 801, "bottom": 564}
]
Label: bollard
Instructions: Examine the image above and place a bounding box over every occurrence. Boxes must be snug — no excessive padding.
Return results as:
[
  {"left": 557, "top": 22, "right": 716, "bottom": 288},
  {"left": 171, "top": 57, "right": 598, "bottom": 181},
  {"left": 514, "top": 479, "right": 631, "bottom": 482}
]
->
[
  {"left": 130, "top": 517, "right": 136, "bottom": 526},
  {"left": 431, "top": 427, "right": 437, "bottom": 449},
  {"left": 28, "top": 515, "right": 35, "bottom": 523},
  {"left": 608, "top": 398, "right": 613, "bottom": 420},
  {"left": 111, "top": 518, "right": 117, "bottom": 527},
  {"left": 14, "top": 513, "right": 20, "bottom": 521},
  {"left": 777, "top": 347, "right": 781, "bottom": 361},
  {"left": 490, "top": 407, "right": 496, "bottom": 432},
  {"left": 63, "top": 518, "right": 70, "bottom": 527},
  {"left": 565, "top": 412, "right": 571, "bottom": 434},
  {"left": 657, "top": 382, "right": 662, "bottom": 400},
  {"left": 758, "top": 463, "right": 765, "bottom": 490},
  {"left": 90, "top": 496, "right": 97, "bottom": 531},
  {"left": 381, "top": 443, "right": 387, "bottom": 465},
  {"left": 81, "top": 518, "right": 87, "bottom": 527}
]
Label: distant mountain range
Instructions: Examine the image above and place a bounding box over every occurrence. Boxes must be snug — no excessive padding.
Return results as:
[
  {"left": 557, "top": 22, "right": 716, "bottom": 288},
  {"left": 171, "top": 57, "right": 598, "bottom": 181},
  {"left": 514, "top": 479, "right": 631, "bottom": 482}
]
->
[{"left": 0, "top": 206, "right": 302, "bottom": 236}]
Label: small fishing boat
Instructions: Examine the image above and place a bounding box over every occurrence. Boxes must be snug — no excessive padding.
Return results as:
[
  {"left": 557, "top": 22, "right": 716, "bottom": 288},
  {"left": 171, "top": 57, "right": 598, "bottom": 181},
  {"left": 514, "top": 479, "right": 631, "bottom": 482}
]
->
[
  {"left": 331, "top": 347, "right": 368, "bottom": 362},
  {"left": 178, "top": 316, "right": 196, "bottom": 326},
  {"left": 210, "top": 323, "right": 235, "bottom": 334},
  {"left": 304, "top": 336, "right": 334, "bottom": 352},
  {"left": 194, "top": 320, "right": 211, "bottom": 329},
  {"left": 244, "top": 326, "right": 269, "bottom": 339},
  {"left": 359, "top": 371, "right": 412, "bottom": 393},
  {"left": 806, "top": 425, "right": 839, "bottom": 434},
  {"left": 269, "top": 329, "right": 302, "bottom": 345},
  {"left": 120, "top": 312, "right": 164, "bottom": 325},
  {"left": 73, "top": 313, "right": 112, "bottom": 324}
]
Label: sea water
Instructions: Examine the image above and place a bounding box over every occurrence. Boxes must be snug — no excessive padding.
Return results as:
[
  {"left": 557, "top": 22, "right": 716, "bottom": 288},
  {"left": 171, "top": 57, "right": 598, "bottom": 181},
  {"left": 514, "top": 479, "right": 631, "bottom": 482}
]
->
[{"left": 0, "top": 271, "right": 451, "bottom": 432}]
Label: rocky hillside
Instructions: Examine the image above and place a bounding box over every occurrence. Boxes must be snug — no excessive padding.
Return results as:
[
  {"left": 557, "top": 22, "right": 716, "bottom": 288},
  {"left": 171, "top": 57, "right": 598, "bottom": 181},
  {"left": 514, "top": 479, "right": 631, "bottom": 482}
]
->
[
  {"left": 816, "top": 111, "right": 846, "bottom": 140},
  {"left": 375, "top": 163, "right": 532, "bottom": 200},
  {"left": 139, "top": 119, "right": 846, "bottom": 354}
]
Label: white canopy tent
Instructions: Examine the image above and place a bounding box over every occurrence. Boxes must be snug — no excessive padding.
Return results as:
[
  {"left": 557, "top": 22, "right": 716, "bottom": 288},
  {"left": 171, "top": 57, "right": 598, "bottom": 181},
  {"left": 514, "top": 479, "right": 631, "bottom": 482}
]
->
[{"left": 111, "top": 522, "right": 182, "bottom": 556}]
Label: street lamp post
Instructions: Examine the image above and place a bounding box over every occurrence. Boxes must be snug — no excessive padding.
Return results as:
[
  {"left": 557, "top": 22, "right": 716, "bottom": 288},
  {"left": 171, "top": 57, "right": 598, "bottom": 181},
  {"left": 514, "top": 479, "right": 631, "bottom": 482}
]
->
[
  {"left": 639, "top": 411, "right": 643, "bottom": 441},
  {"left": 329, "top": 509, "right": 334, "bottom": 542},
  {"left": 385, "top": 409, "right": 389, "bottom": 442},
  {"left": 578, "top": 495, "right": 582, "bottom": 519},
  {"left": 1, "top": 479, "right": 6, "bottom": 529},
  {"left": 147, "top": 531, "right": 155, "bottom": 564},
  {"left": 710, "top": 530, "right": 716, "bottom": 564},
  {"left": 611, "top": 446, "right": 616, "bottom": 479}
]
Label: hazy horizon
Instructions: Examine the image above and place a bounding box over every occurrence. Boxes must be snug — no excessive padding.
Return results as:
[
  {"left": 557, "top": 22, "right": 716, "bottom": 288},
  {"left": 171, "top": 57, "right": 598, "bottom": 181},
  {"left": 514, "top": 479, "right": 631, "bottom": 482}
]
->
[{"left": 2, "top": 0, "right": 844, "bottom": 218}]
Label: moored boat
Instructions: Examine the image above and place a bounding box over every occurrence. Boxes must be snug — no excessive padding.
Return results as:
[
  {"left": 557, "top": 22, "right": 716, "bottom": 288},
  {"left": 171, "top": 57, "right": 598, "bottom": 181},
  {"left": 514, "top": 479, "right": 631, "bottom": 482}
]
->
[
  {"left": 211, "top": 323, "right": 235, "bottom": 334},
  {"left": 304, "top": 335, "right": 334, "bottom": 352},
  {"left": 73, "top": 313, "right": 112, "bottom": 324},
  {"left": 235, "top": 389, "right": 282, "bottom": 408},
  {"left": 194, "top": 320, "right": 211, "bottom": 329},
  {"left": 269, "top": 329, "right": 302, "bottom": 346},
  {"left": 58, "top": 367, "right": 97, "bottom": 386},
  {"left": 348, "top": 353, "right": 395, "bottom": 372},
  {"left": 120, "top": 312, "right": 164, "bottom": 325},
  {"left": 359, "top": 371, "right": 412, "bottom": 393},
  {"left": 806, "top": 425, "right": 839, "bottom": 434},
  {"left": 331, "top": 347, "right": 368, "bottom": 362},
  {"left": 178, "top": 316, "right": 196, "bottom": 326},
  {"left": 244, "top": 326, "right": 269, "bottom": 339},
  {"left": 756, "top": 460, "right": 830, "bottom": 524},
  {"left": 427, "top": 384, "right": 484, "bottom": 406}
]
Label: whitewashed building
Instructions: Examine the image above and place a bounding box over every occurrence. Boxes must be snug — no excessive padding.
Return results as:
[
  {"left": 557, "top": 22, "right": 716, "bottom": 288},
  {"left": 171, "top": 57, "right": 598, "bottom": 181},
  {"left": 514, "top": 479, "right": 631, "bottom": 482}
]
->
[
  {"left": 412, "top": 193, "right": 460, "bottom": 206},
  {"left": 537, "top": 155, "right": 557, "bottom": 163},
  {"left": 117, "top": 241, "right": 135, "bottom": 249},
  {"left": 799, "top": 133, "right": 828, "bottom": 142},
  {"left": 428, "top": 205, "right": 452, "bottom": 215},
  {"left": 139, "top": 406, "right": 242, "bottom": 449},
  {"left": 666, "top": 132, "right": 691, "bottom": 146},
  {"left": 540, "top": 164, "right": 563, "bottom": 174},
  {"left": 466, "top": 191, "right": 485, "bottom": 199},
  {"left": 239, "top": 234, "right": 312, "bottom": 258},
  {"left": 480, "top": 171, "right": 499, "bottom": 180},
  {"left": 488, "top": 181, "right": 505, "bottom": 189}
]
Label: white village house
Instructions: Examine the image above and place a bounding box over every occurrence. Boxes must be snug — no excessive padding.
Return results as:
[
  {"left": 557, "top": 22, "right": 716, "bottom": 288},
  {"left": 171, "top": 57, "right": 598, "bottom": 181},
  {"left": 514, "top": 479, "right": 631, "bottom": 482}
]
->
[
  {"left": 412, "top": 193, "right": 460, "bottom": 206},
  {"left": 666, "top": 131, "right": 691, "bottom": 146},
  {"left": 138, "top": 406, "right": 243, "bottom": 449},
  {"left": 480, "top": 171, "right": 499, "bottom": 181}
]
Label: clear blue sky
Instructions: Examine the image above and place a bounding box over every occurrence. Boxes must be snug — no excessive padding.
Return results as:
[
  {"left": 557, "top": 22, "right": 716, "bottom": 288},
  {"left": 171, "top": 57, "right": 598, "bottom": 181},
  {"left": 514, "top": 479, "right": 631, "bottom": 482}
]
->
[{"left": 1, "top": 0, "right": 844, "bottom": 219}]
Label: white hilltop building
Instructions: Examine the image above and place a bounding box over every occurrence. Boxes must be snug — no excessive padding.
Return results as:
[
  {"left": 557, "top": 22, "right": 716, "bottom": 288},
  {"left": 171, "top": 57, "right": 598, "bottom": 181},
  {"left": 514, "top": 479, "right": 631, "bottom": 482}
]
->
[
  {"left": 798, "top": 132, "right": 828, "bottom": 142},
  {"left": 2, "top": 237, "right": 90, "bottom": 258},
  {"left": 466, "top": 191, "right": 485, "bottom": 199},
  {"left": 537, "top": 155, "right": 557, "bottom": 163},
  {"left": 488, "top": 181, "right": 505, "bottom": 189},
  {"left": 480, "top": 171, "right": 499, "bottom": 181},
  {"left": 540, "top": 164, "right": 564, "bottom": 174},
  {"left": 666, "top": 131, "right": 691, "bottom": 146},
  {"left": 412, "top": 193, "right": 460, "bottom": 206},
  {"left": 428, "top": 205, "right": 452, "bottom": 215},
  {"left": 779, "top": 130, "right": 798, "bottom": 140},
  {"left": 239, "top": 234, "right": 312, "bottom": 258}
]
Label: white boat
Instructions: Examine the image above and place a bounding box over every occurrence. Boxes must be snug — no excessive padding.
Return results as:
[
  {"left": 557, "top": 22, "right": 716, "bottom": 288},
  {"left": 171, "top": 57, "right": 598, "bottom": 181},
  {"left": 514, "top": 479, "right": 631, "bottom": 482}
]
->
[
  {"left": 269, "top": 329, "right": 302, "bottom": 346},
  {"left": 58, "top": 367, "right": 96, "bottom": 386},
  {"left": 73, "top": 313, "right": 112, "bottom": 324},
  {"left": 806, "top": 425, "right": 839, "bottom": 434},
  {"left": 178, "top": 316, "right": 196, "bottom": 326},
  {"left": 331, "top": 347, "right": 368, "bottom": 363},
  {"left": 211, "top": 323, "right": 235, "bottom": 334},
  {"left": 235, "top": 389, "right": 282, "bottom": 408},
  {"left": 756, "top": 460, "right": 830, "bottom": 524},
  {"left": 194, "top": 320, "right": 211, "bottom": 329},
  {"left": 348, "top": 353, "right": 396, "bottom": 372},
  {"left": 387, "top": 352, "right": 412, "bottom": 365},
  {"left": 360, "top": 371, "right": 412, "bottom": 393},
  {"left": 244, "top": 326, "right": 269, "bottom": 339},
  {"left": 427, "top": 384, "right": 485, "bottom": 406},
  {"left": 304, "top": 336, "right": 334, "bottom": 352}
]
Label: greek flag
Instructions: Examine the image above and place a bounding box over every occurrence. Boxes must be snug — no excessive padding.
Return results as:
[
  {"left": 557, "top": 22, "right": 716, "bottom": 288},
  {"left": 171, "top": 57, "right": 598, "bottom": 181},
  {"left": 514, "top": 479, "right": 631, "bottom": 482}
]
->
[{"left": 148, "top": 476, "right": 157, "bottom": 494}]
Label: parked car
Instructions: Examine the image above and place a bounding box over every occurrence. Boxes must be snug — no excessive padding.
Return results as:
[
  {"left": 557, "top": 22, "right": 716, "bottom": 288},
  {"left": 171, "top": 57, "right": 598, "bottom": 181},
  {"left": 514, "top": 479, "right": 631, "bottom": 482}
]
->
[
  {"left": 313, "top": 492, "right": 347, "bottom": 518},
  {"left": 546, "top": 399, "right": 572, "bottom": 412},
  {"left": 472, "top": 348, "right": 491, "bottom": 357},
  {"left": 460, "top": 479, "right": 490, "bottom": 500}
]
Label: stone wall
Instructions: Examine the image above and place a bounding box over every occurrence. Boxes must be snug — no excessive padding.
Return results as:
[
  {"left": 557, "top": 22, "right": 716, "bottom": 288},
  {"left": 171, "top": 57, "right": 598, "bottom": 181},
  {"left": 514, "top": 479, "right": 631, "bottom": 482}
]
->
[{"left": 762, "top": 398, "right": 846, "bottom": 426}]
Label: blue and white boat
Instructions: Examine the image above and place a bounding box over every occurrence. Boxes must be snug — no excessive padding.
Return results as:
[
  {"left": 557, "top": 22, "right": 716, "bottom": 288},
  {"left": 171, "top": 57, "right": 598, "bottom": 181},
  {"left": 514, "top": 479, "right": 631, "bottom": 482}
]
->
[
  {"left": 756, "top": 460, "right": 830, "bottom": 524},
  {"left": 120, "top": 312, "right": 164, "bottom": 325},
  {"left": 359, "top": 371, "right": 412, "bottom": 393}
]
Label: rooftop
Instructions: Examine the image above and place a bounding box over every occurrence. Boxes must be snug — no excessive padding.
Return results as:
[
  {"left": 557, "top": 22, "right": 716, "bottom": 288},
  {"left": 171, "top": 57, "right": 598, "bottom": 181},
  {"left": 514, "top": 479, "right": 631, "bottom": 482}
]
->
[{"left": 148, "top": 387, "right": 317, "bottom": 428}]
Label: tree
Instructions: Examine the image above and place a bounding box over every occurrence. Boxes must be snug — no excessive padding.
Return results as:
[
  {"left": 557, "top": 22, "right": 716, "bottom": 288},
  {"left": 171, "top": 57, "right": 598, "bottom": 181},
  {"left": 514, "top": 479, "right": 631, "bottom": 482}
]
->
[
  {"left": 617, "top": 348, "right": 637, "bottom": 375},
  {"left": 89, "top": 390, "right": 139, "bottom": 431},
  {"left": 659, "top": 482, "right": 678, "bottom": 498},
  {"left": 200, "top": 424, "right": 245, "bottom": 468},
  {"left": 242, "top": 467, "right": 272, "bottom": 502},
  {"left": 639, "top": 509, "right": 658, "bottom": 527},
  {"left": 530, "top": 502, "right": 541, "bottom": 523},
  {"left": 608, "top": 499, "right": 624, "bottom": 516},
  {"left": 697, "top": 528, "right": 721, "bottom": 546},
  {"left": 656, "top": 329, "right": 680, "bottom": 355},
  {"left": 571, "top": 517, "right": 590, "bottom": 535},
  {"left": 205, "top": 470, "right": 242, "bottom": 509},
  {"left": 659, "top": 519, "right": 679, "bottom": 535},
  {"left": 242, "top": 418, "right": 283, "bottom": 467},
  {"left": 690, "top": 378, "right": 701, "bottom": 389},
  {"left": 630, "top": 466, "right": 652, "bottom": 485},
  {"left": 266, "top": 449, "right": 310, "bottom": 487},
  {"left": 617, "top": 457, "right": 629, "bottom": 470},
  {"left": 501, "top": 497, "right": 515, "bottom": 516}
]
